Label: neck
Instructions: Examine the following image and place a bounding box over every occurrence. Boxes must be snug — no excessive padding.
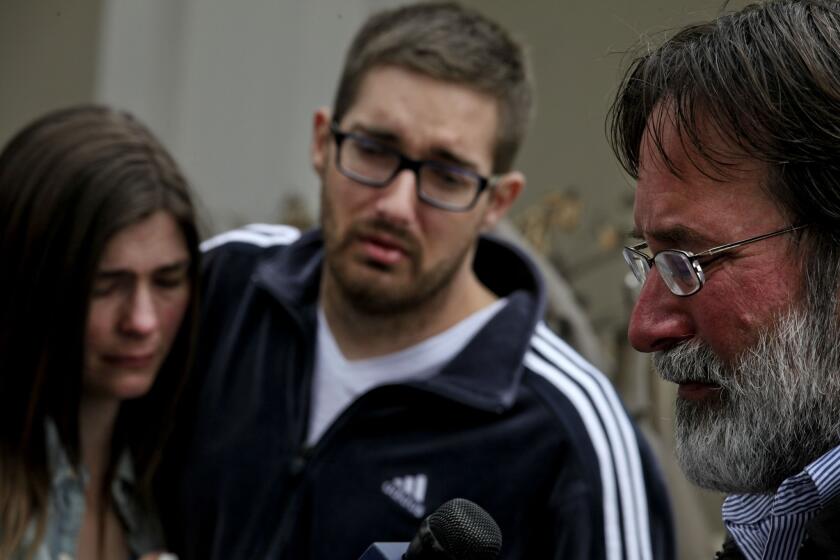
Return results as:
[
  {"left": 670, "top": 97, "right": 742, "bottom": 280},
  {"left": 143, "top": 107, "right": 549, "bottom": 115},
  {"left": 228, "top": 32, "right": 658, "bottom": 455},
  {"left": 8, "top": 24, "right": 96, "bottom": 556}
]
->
[
  {"left": 322, "top": 267, "right": 496, "bottom": 360},
  {"left": 78, "top": 394, "right": 120, "bottom": 482},
  {"left": 76, "top": 395, "right": 129, "bottom": 560}
]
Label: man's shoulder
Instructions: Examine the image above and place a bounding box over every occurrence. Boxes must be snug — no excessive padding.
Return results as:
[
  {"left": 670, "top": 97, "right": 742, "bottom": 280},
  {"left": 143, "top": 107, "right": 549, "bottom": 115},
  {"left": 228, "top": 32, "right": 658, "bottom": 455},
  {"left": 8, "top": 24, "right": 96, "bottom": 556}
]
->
[
  {"left": 522, "top": 321, "right": 626, "bottom": 418},
  {"left": 518, "top": 321, "right": 639, "bottom": 453},
  {"left": 197, "top": 224, "right": 310, "bottom": 308},
  {"left": 521, "top": 322, "right": 672, "bottom": 560},
  {"left": 201, "top": 223, "right": 302, "bottom": 255},
  {"left": 200, "top": 223, "right": 303, "bottom": 277},
  {"left": 520, "top": 321, "right": 647, "bottom": 486}
]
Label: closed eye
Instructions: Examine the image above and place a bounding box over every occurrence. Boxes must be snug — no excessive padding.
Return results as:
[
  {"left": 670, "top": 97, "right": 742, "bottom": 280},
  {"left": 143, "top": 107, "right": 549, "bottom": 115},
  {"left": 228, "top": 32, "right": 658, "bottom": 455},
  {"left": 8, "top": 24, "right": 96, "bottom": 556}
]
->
[
  {"left": 153, "top": 261, "right": 190, "bottom": 288},
  {"left": 154, "top": 274, "right": 188, "bottom": 289},
  {"left": 91, "top": 275, "right": 126, "bottom": 297}
]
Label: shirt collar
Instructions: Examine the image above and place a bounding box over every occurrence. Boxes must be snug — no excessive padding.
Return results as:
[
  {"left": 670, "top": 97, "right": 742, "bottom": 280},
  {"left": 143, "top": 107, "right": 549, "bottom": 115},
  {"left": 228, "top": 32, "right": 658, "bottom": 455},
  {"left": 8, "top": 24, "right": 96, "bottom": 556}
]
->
[
  {"left": 45, "top": 418, "right": 137, "bottom": 487},
  {"left": 45, "top": 419, "right": 87, "bottom": 488},
  {"left": 722, "top": 444, "right": 840, "bottom": 559},
  {"left": 45, "top": 419, "right": 157, "bottom": 549}
]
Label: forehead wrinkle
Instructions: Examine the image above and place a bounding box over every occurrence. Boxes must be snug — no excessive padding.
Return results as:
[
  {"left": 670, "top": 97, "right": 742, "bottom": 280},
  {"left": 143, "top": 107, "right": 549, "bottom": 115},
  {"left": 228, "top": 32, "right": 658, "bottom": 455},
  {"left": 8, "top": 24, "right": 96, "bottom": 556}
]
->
[{"left": 640, "top": 225, "right": 717, "bottom": 248}]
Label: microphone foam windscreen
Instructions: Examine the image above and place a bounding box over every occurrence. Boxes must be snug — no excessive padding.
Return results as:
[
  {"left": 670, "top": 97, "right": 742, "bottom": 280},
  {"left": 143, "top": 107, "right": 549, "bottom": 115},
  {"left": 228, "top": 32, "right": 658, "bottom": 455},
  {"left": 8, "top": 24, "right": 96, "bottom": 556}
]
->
[{"left": 427, "top": 498, "right": 502, "bottom": 560}]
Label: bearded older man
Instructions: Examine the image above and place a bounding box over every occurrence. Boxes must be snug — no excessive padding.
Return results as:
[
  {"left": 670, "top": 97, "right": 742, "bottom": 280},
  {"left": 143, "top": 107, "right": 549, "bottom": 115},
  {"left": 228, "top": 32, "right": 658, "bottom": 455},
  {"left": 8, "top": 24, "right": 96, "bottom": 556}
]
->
[{"left": 609, "top": 1, "right": 840, "bottom": 558}]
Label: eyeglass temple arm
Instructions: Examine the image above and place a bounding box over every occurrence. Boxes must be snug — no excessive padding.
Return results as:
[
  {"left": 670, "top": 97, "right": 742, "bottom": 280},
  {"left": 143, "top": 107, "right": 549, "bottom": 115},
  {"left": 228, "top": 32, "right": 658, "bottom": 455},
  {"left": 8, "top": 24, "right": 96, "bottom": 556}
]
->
[{"left": 694, "top": 224, "right": 808, "bottom": 259}]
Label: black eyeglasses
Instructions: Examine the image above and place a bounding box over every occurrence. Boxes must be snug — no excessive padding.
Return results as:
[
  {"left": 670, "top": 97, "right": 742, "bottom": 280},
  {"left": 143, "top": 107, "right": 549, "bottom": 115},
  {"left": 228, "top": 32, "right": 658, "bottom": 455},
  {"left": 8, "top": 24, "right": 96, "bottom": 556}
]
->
[
  {"left": 623, "top": 224, "right": 807, "bottom": 296},
  {"left": 330, "top": 122, "right": 495, "bottom": 212}
]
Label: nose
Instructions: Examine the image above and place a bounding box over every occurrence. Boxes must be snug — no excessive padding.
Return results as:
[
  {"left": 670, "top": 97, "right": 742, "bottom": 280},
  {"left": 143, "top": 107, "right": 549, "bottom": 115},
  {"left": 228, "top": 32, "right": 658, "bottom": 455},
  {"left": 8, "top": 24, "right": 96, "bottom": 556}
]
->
[
  {"left": 120, "top": 284, "right": 159, "bottom": 337},
  {"left": 627, "top": 268, "right": 695, "bottom": 352},
  {"left": 372, "top": 169, "right": 419, "bottom": 225}
]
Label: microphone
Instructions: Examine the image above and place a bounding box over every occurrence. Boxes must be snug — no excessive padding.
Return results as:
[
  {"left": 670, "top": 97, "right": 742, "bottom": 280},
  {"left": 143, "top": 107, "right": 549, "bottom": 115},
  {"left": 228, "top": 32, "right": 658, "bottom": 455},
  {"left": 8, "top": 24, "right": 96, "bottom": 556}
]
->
[{"left": 359, "top": 498, "right": 502, "bottom": 559}]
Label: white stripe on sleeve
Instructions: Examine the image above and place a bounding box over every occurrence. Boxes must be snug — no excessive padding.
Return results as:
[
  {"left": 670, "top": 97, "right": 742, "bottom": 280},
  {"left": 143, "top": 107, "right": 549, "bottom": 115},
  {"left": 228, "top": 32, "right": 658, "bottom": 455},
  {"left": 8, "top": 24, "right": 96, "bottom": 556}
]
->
[
  {"left": 200, "top": 224, "right": 301, "bottom": 252},
  {"left": 527, "top": 321, "right": 652, "bottom": 560}
]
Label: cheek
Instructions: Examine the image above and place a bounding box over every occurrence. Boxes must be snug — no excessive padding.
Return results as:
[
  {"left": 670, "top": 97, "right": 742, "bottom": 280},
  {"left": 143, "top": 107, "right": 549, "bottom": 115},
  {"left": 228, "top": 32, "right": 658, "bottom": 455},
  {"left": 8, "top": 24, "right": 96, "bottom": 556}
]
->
[
  {"left": 691, "top": 288, "right": 756, "bottom": 354},
  {"left": 693, "top": 262, "right": 802, "bottom": 356},
  {"left": 158, "top": 291, "right": 191, "bottom": 343},
  {"left": 323, "top": 175, "right": 368, "bottom": 226},
  {"left": 329, "top": 167, "right": 376, "bottom": 205},
  {"left": 419, "top": 212, "right": 480, "bottom": 262},
  {"left": 85, "top": 300, "right": 118, "bottom": 354}
]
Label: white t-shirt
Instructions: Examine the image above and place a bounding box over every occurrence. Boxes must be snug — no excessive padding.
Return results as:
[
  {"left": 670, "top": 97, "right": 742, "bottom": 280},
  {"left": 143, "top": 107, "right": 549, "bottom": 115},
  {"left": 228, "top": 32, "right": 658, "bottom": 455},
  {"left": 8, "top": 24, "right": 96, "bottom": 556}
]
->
[{"left": 307, "top": 299, "right": 508, "bottom": 445}]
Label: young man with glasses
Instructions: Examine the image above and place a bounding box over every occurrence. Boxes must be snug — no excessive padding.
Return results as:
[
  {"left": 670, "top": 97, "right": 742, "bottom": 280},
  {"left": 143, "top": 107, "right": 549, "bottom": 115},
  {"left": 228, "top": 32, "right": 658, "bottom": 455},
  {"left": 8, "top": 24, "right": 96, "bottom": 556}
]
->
[
  {"left": 164, "top": 3, "right": 673, "bottom": 559},
  {"left": 611, "top": 1, "right": 840, "bottom": 558}
]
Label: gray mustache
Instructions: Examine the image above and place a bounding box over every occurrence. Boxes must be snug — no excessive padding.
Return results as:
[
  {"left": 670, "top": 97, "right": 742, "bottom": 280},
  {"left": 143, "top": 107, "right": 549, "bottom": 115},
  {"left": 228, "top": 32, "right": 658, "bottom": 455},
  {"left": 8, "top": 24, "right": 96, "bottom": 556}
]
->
[{"left": 652, "top": 341, "right": 729, "bottom": 387}]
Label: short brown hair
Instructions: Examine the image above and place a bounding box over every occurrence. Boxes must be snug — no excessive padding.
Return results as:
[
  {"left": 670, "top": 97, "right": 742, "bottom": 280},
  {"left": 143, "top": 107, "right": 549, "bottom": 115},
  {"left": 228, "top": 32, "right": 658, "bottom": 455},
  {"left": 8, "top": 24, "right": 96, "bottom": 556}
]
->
[{"left": 332, "top": 1, "right": 532, "bottom": 173}]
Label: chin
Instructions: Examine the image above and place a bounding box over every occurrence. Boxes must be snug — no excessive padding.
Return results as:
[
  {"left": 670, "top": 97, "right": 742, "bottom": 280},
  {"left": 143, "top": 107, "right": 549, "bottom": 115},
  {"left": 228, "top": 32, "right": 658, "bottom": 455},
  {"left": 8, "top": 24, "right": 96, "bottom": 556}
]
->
[
  {"left": 113, "top": 382, "right": 157, "bottom": 401},
  {"left": 86, "top": 369, "right": 160, "bottom": 402}
]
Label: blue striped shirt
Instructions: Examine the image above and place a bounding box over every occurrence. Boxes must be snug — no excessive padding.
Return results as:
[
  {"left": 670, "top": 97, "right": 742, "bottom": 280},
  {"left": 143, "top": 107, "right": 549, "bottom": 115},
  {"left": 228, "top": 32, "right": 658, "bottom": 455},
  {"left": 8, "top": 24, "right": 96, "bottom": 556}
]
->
[{"left": 722, "top": 444, "right": 840, "bottom": 559}]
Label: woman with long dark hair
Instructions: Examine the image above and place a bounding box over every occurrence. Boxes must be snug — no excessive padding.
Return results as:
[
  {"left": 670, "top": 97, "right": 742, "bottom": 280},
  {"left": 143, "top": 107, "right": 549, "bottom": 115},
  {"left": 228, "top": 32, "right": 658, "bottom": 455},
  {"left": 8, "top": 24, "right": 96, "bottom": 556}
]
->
[{"left": 0, "top": 105, "right": 200, "bottom": 560}]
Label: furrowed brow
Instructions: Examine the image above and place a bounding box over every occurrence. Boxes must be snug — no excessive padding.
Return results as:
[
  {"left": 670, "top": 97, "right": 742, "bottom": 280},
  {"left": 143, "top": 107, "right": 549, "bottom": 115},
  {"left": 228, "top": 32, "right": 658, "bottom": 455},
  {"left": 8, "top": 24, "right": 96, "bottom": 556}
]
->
[
  {"left": 95, "top": 269, "right": 132, "bottom": 280},
  {"left": 156, "top": 259, "right": 191, "bottom": 274},
  {"left": 349, "top": 124, "right": 399, "bottom": 143},
  {"left": 628, "top": 229, "right": 645, "bottom": 242},
  {"left": 97, "top": 258, "right": 190, "bottom": 278},
  {"left": 348, "top": 122, "right": 484, "bottom": 174},
  {"left": 428, "top": 147, "right": 479, "bottom": 172},
  {"left": 636, "top": 226, "right": 716, "bottom": 248}
]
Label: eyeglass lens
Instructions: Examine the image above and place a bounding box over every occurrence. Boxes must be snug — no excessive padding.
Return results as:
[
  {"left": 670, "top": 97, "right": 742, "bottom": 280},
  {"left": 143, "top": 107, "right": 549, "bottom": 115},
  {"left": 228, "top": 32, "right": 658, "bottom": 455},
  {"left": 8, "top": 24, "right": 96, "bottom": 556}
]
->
[
  {"left": 623, "top": 250, "right": 650, "bottom": 283},
  {"left": 341, "top": 136, "right": 397, "bottom": 183},
  {"left": 655, "top": 252, "right": 700, "bottom": 296},
  {"left": 339, "top": 135, "right": 481, "bottom": 209},
  {"left": 623, "top": 249, "right": 701, "bottom": 296}
]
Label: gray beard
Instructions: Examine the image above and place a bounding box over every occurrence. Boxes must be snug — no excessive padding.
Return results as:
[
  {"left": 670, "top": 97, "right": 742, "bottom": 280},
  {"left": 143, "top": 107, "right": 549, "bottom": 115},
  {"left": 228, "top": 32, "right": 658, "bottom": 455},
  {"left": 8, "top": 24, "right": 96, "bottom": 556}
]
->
[{"left": 653, "top": 307, "right": 840, "bottom": 494}]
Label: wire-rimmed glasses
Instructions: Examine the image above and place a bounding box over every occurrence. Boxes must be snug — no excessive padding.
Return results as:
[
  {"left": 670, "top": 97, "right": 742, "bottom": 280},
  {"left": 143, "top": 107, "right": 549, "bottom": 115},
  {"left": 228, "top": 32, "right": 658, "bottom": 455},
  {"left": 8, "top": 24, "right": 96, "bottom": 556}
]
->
[
  {"left": 623, "top": 224, "right": 807, "bottom": 296},
  {"left": 330, "top": 122, "right": 496, "bottom": 212}
]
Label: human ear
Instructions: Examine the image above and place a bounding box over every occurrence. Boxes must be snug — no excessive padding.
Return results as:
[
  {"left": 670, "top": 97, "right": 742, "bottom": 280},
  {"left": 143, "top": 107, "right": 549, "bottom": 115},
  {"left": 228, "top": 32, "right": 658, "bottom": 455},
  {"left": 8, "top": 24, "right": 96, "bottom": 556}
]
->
[
  {"left": 311, "top": 107, "right": 333, "bottom": 178},
  {"left": 480, "top": 171, "right": 525, "bottom": 230}
]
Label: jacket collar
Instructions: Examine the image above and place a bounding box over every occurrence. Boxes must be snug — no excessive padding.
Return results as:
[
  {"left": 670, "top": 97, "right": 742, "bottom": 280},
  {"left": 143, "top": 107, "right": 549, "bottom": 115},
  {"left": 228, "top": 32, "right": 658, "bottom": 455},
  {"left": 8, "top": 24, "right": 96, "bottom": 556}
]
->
[{"left": 253, "top": 228, "right": 546, "bottom": 413}]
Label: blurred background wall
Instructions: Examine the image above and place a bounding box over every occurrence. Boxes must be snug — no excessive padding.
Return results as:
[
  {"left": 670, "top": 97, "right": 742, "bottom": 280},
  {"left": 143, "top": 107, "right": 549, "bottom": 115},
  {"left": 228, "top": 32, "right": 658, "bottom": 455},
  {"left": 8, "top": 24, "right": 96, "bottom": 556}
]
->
[{"left": 1, "top": 1, "right": 750, "bottom": 557}]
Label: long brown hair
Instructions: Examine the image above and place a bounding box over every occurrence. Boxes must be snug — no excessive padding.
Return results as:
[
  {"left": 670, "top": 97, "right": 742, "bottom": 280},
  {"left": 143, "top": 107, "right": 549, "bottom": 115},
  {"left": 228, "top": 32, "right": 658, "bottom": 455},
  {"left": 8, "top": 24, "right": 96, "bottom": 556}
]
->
[{"left": 0, "top": 105, "right": 201, "bottom": 557}]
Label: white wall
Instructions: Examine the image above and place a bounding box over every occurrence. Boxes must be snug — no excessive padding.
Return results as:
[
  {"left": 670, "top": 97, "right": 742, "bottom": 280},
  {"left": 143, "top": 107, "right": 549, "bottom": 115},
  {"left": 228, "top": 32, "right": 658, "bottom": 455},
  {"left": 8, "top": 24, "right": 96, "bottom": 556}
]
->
[
  {"left": 0, "top": 0, "right": 102, "bottom": 140},
  {"left": 95, "top": 0, "right": 406, "bottom": 232}
]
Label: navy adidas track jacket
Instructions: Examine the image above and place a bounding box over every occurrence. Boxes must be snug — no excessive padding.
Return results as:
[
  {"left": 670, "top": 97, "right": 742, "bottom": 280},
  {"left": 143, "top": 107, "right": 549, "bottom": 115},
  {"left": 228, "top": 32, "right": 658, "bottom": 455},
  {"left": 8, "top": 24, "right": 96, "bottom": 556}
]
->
[{"left": 162, "top": 225, "right": 674, "bottom": 560}]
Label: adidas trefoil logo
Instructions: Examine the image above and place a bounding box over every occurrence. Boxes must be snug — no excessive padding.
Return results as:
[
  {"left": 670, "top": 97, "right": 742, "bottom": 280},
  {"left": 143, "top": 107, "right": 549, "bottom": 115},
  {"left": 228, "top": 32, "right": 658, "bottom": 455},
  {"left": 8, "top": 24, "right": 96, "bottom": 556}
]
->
[{"left": 382, "top": 474, "right": 427, "bottom": 518}]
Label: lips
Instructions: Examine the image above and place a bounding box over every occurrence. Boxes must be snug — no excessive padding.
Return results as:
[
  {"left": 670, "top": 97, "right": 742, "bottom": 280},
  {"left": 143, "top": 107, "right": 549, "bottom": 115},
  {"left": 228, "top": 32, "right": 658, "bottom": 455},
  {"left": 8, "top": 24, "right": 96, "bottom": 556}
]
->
[
  {"left": 358, "top": 232, "right": 409, "bottom": 264},
  {"left": 102, "top": 352, "right": 156, "bottom": 369},
  {"left": 676, "top": 381, "right": 722, "bottom": 401}
]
